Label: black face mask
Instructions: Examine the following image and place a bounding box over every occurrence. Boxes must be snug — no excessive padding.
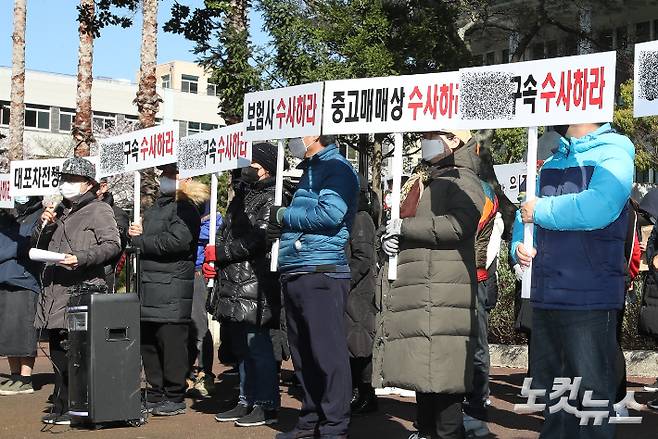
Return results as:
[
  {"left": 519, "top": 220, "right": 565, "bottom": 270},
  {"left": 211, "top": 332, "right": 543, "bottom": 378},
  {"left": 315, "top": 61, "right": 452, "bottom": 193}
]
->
[
  {"left": 552, "top": 125, "right": 570, "bottom": 139},
  {"left": 241, "top": 166, "right": 260, "bottom": 184}
]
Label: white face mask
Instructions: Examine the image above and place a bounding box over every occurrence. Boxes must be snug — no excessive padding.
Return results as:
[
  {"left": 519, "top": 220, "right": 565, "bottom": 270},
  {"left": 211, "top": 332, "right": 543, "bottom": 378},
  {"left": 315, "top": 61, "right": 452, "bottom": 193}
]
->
[
  {"left": 160, "top": 176, "right": 178, "bottom": 195},
  {"left": 421, "top": 138, "right": 448, "bottom": 161},
  {"left": 59, "top": 182, "right": 83, "bottom": 200},
  {"left": 14, "top": 196, "right": 30, "bottom": 205},
  {"left": 288, "top": 138, "right": 312, "bottom": 159}
]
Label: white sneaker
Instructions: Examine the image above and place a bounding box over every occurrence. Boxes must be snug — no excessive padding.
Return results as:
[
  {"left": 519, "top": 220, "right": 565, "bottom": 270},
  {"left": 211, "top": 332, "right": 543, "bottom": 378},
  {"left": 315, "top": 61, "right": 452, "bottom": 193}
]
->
[
  {"left": 375, "top": 387, "right": 397, "bottom": 396},
  {"left": 463, "top": 414, "right": 490, "bottom": 437},
  {"left": 396, "top": 388, "right": 416, "bottom": 398}
]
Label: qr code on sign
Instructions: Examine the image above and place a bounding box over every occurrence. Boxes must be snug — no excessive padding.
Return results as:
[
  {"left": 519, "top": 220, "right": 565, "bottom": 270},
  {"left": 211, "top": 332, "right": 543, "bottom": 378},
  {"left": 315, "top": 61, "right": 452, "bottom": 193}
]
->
[
  {"left": 179, "top": 138, "right": 206, "bottom": 170},
  {"left": 638, "top": 51, "right": 658, "bottom": 101},
  {"left": 460, "top": 71, "right": 516, "bottom": 120},
  {"left": 100, "top": 141, "right": 125, "bottom": 175}
]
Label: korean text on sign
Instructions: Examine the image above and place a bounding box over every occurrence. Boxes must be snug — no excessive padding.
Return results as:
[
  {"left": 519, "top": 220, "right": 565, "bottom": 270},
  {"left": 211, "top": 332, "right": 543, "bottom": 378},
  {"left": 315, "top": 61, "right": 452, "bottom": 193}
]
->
[
  {"left": 179, "top": 123, "right": 252, "bottom": 179},
  {"left": 494, "top": 163, "right": 527, "bottom": 203},
  {"left": 322, "top": 72, "right": 461, "bottom": 135},
  {"left": 98, "top": 123, "right": 179, "bottom": 178},
  {"left": 9, "top": 159, "right": 65, "bottom": 197},
  {"left": 458, "top": 51, "right": 616, "bottom": 129},
  {"left": 243, "top": 82, "right": 324, "bottom": 141},
  {"left": 0, "top": 174, "right": 13, "bottom": 209}
]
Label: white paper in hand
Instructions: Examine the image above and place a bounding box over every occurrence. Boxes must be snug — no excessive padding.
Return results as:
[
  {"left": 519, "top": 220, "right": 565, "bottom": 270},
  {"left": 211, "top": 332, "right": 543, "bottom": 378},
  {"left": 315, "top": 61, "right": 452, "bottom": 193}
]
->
[{"left": 29, "top": 248, "right": 67, "bottom": 263}]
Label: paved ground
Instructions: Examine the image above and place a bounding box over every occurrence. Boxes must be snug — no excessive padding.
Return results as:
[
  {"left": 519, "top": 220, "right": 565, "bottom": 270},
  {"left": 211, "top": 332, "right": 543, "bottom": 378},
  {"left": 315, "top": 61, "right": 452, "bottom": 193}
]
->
[{"left": 1, "top": 346, "right": 658, "bottom": 438}]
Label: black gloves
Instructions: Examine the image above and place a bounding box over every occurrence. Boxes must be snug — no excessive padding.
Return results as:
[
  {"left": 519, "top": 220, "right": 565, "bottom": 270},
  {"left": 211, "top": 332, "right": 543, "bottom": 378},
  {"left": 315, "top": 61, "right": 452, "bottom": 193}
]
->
[{"left": 267, "top": 205, "right": 284, "bottom": 243}]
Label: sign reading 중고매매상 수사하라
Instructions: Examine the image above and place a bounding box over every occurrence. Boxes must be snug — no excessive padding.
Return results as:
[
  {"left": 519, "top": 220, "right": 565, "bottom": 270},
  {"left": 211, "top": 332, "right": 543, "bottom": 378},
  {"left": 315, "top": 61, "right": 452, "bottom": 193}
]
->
[
  {"left": 322, "top": 72, "right": 461, "bottom": 135},
  {"left": 634, "top": 40, "right": 658, "bottom": 118},
  {"left": 179, "top": 123, "right": 252, "bottom": 178},
  {"left": 458, "top": 51, "right": 617, "bottom": 129}
]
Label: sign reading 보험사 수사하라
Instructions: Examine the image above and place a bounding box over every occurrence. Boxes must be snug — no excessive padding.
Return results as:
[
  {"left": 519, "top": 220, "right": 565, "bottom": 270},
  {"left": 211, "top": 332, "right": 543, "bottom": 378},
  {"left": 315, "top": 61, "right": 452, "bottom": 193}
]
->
[
  {"left": 179, "top": 123, "right": 252, "bottom": 178},
  {"left": 9, "top": 157, "right": 100, "bottom": 197},
  {"left": 243, "top": 82, "right": 324, "bottom": 141},
  {"left": 494, "top": 162, "right": 527, "bottom": 204},
  {"left": 634, "top": 40, "right": 658, "bottom": 118},
  {"left": 322, "top": 71, "right": 461, "bottom": 135},
  {"left": 0, "top": 174, "right": 13, "bottom": 209},
  {"left": 97, "top": 123, "right": 179, "bottom": 178},
  {"left": 458, "top": 51, "right": 617, "bottom": 129}
]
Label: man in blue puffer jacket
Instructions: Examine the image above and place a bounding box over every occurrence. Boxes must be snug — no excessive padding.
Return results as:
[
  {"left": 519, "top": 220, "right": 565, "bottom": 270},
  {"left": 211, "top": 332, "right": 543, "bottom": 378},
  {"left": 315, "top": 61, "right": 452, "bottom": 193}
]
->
[
  {"left": 511, "top": 123, "right": 634, "bottom": 439},
  {"left": 267, "top": 135, "right": 359, "bottom": 439}
]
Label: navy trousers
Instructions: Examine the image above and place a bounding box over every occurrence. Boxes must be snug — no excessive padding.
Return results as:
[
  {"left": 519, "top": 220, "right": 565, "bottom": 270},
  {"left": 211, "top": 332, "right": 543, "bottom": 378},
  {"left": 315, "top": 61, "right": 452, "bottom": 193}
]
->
[{"left": 282, "top": 273, "right": 351, "bottom": 437}]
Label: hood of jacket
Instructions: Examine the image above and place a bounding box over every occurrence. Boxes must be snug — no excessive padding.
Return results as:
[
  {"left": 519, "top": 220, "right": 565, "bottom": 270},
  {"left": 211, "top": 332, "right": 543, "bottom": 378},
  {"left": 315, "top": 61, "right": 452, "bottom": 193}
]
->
[
  {"left": 175, "top": 179, "right": 210, "bottom": 207},
  {"left": 555, "top": 123, "right": 635, "bottom": 159},
  {"left": 430, "top": 139, "right": 480, "bottom": 177}
]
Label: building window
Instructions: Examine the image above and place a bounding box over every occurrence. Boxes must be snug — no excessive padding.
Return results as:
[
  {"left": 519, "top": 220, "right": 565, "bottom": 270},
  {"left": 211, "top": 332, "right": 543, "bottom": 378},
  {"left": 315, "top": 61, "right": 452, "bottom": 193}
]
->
[
  {"left": 654, "top": 20, "right": 658, "bottom": 39},
  {"left": 545, "top": 40, "right": 558, "bottom": 58},
  {"left": 181, "top": 75, "right": 198, "bottom": 94},
  {"left": 616, "top": 26, "right": 628, "bottom": 50},
  {"left": 564, "top": 36, "right": 578, "bottom": 56},
  {"left": 93, "top": 114, "right": 116, "bottom": 131},
  {"left": 636, "top": 21, "right": 651, "bottom": 43},
  {"left": 0, "top": 104, "right": 9, "bottom": 126},
  {"left": 597, "top": 29, "right": 613, "bottom": 50},
  {"left": 124, "top": 115, "right": 139, "bottom": 129},
  {"left": 161, "top": 74, "right": 170, "bottom": 89},
  {"left": 472, "top": 54, "right": 484, "bottom": 66},
  {"left": 59, "top": 111, "right": 75, "bottom": 133},
  {"left": 25, "top": 106, "right": 50, "bottom": 130},
  {"left": 485, "top": 51, "right": 495, "bottom": 65},
  {"left": 502, "top": 49, "right": 510, "bottom": 63},
  {"left": 531, "top": 43, "right": 544, "bottom": 60},
  {"left": 206, "top": 82, "right": 217, "bottom": 96},
  {"left": 201, "top": 123, "right": 217, "bottom": 132},
  {"left": 187, "top": 121, "right": 201, "bottom": 134}
]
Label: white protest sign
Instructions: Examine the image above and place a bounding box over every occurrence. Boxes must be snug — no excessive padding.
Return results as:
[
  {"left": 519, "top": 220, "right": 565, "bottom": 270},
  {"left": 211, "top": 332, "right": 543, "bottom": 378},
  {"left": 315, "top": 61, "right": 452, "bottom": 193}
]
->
[
  {"left": 458, "top": 51, "right": 617, "bottom": 129},
  {"left": 322, "top": 72, "right": 461, "bottom": 135},
  {"left": 97, "top": 122, "right": 179, "bottom": 178},
  {"left": 243, "top": 82, "right": 324, "bottom": 141},
  {"left": 494, "top": 162, "right": 527, "bottom": 203},
  {"left": 0, "top": 174, "right": 13, "bottom": 209},
  {"left": 634, "top": 40, "right": 658, "bottom": 117},
  {"left": 10, "top": 158, "right": 65, "bottom": 197},
  {"left": 179, "top": 123, "right": 252, "bottom": 178}
]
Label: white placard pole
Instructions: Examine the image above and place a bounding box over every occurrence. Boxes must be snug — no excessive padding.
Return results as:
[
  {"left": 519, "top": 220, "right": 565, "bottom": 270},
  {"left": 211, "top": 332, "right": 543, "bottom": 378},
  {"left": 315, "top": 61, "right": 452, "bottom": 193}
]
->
[
  {"left": 133, "top": 171, "right": 141, "bottom": 224},
  {"left": 207, "top": 173, "right": 218, "bottom": 288},
  {"left": 270, "top": 139, "right": 285, "bottom": 272},
  {"left": 388, "top": 132, "right": 403, "bottom": 280},
  {"left": 521, "top": 126, "right": 538, "bottom": 299}
]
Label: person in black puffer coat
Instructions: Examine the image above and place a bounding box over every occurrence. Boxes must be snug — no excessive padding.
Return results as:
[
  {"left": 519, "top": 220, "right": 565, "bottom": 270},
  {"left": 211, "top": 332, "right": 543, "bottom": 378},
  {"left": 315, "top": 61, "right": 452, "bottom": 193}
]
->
[
  {"left": 203, "top": 142, "right": 289, "bottom": 426},
  {"left": 129, "top": 163, "right": 205, "bottom": 416},
  {"left": 345, "top": 174, "right": 378, "bottom": 415}
]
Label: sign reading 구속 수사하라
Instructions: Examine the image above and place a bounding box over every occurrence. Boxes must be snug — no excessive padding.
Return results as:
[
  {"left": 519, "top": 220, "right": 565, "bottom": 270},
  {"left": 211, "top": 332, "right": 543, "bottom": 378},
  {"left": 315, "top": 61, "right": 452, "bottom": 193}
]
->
[
  {"left": 0, "top": 174, "right": 13, "bottom": 209},
  {"left": 322, "top": 71, "right": 461, "bottom": 135},
  {"left": 458, "top": 51, "right": 617, "bottom": 129},
  {"left": 243, "top": 82, "right": 324, "bottom": 141},
  {"left": 634, "top": 40, "right": 658, "bottom": 118},
  {"left": 97, "top": 123, "right": 179, "bottom": 178},
  {"left": 179, "top": 123, "right": 252, "bottom": 178}
]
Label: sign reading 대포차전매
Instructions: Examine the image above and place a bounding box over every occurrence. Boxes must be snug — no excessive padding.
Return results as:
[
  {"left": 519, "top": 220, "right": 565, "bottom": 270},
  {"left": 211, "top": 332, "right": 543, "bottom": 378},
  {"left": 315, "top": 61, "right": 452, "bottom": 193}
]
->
[
  {"left": 634, "top": 40, "right": 658, "bottom": 118},
  {"left": 0, "top": 174, "right": 13, "bottom": 209},
  {"left": 322, "top": 72, "right": 461, "bottom": 135},
  {"left": 97, "top": 123, "right": 179, "bottom": 178},
  {"left": 494, "top": 162, "right": 527, "bottom": 204},
  {"left": 10, "top": 158, "right": 65, "bottom": 197},
  {"left": 458, "top": 51, "right": 617, "bottom": 129},
  {"left": 179, "top": 123, "right": 252, "bottom": 178},
  {"left": 243, "top": 82, "right": 324, "bottom": 141}
]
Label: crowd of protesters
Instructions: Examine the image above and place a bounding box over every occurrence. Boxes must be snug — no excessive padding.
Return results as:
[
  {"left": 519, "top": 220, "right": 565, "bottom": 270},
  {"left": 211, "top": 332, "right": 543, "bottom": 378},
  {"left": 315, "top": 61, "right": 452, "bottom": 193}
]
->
[{"left": 1, "top": 122, "right": 657, "bottom": 439}]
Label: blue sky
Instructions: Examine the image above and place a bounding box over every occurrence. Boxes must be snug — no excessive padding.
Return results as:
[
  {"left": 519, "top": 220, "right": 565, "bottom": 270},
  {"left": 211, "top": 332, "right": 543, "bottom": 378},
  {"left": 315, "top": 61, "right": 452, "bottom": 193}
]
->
[{"left": 0, "top": 0, "right": 270, "bottom": 81}]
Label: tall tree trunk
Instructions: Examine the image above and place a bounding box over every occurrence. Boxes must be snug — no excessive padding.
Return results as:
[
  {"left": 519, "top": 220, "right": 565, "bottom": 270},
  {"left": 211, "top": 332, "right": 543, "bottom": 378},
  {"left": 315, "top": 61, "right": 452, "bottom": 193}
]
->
[
  {"left": 8, "top": 0, "right": 26, "bottom": 162},
  {"left": 73, "top": 0, "right": 95, "bottom": 157},
  {"left": 223, "top": 0, "right": 249, "bottom": 125},
  {"left": 136, "top": 0, "right": 162, "bottom": 209}
]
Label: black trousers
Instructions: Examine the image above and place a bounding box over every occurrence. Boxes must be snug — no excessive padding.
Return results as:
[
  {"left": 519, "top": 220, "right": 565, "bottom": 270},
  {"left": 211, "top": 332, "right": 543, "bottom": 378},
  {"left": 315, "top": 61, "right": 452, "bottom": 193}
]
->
[
  {"left": 141, "top": 322, "right": 189, "bottom": 403},
  {"left": 350, "top": 356, "right": 373, "bottom": 387},
  {"left": 188, "top": 272, "right": 214, "bottom": 375},
  {"left": 49, "top": 329, "right": 69, "bottom": 414},
  {"left": 283, "top": 273, "right": 351, "bottom": 437},
  {"left": 416, "top": 393, "right": 465, "bottom": 439}
]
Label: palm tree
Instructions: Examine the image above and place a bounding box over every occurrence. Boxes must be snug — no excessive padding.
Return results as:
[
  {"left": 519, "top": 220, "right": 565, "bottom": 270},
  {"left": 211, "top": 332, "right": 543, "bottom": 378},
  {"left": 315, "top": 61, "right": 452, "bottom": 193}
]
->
[
  {"left": 73, "top": 0, "right": 95, "bottom": 157},
  {"left": 8, "top": 0, "right": 26, "bottom": 161}
]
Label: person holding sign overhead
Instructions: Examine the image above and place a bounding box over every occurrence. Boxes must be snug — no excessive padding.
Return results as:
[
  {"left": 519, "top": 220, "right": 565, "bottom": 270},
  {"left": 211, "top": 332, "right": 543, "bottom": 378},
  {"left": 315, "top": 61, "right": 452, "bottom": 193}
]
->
[
  {"left": 374, "top": 129, "right": 485, "bottom": 439},
  {"left": 128, "top": 163, "right": 205, "bottom": 417},
  {"left": 511, "top": 123, "right": 635, "bottom": 439},
  {"left": 267, "top": 135, "right": 359, "bottom": 439},
  {"left": 32, "top": 157, "right": 121, "bottom": 425}
]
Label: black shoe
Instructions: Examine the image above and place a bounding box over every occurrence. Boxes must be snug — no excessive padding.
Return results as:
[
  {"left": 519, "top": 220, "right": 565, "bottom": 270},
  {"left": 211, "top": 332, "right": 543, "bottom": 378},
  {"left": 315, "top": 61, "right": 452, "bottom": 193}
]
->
[
  {"left": 648, "top": 399, "right": 658, "bottom": 410},
  {"left": 42, "top": 412, "right": 72, "bottom": 425},
  {"left": 223, "top": 366, "right": 239, "bottom": 376},
  {"left": 151, "top": 400, "right": 186, "bottom": 416},
  {"left": 235, "top": 405, "right": 278, "bottom": 427},
  {"left": 144, "top": 399, "right": 165, "bottom": 413},
  {"left": 215, "top": 404, "right": 251, "bottom": 422},
  {"left": 645, "top": 379, "right": 658, "bottom": 392},
  {"left": 275, "top": 428, "right": 318, "bottom": 439},
  {"left": 351, "top": 394, "right": 378, "bottom": 416},
  {"left": 350, "top": 387, "right": 359, "bottom": 405}
]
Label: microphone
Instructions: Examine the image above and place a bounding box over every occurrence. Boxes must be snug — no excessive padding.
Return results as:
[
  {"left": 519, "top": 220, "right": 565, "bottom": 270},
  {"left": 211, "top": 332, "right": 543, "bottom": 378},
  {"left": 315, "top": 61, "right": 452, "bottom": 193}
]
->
[{"left": 42, "top": 194, "right": 63, "bottom": 227}]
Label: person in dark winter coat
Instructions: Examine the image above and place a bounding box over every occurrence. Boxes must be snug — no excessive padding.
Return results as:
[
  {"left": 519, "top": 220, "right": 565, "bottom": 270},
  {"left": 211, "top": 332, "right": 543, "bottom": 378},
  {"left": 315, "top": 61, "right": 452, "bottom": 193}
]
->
[
  {"left": 97, "top": 178, "right": 129, "bottom": 292},
  {"left": 345, "top": 174, "right": 378, "bottom": 415},
  {"left": 203, "top": 142, "right": 289, "bottom": 427},
  {"left": 33, "top": 157, "right": 121, "bottom": 425},
  {"left": 129, "top": 164, "right": 205, "bottom": 417},
  {"left": 375, "top": 129, "right": 485, "bottom": 439},
  {"left": 0, "top": 196, "right": 43, "bottom": 397}
]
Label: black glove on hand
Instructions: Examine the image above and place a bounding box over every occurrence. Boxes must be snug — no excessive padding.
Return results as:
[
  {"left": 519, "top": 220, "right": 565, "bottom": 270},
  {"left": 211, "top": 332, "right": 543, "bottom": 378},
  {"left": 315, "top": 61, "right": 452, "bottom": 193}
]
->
[{"left": 267, "top": 205, "right": 284, "bottom": 243}]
